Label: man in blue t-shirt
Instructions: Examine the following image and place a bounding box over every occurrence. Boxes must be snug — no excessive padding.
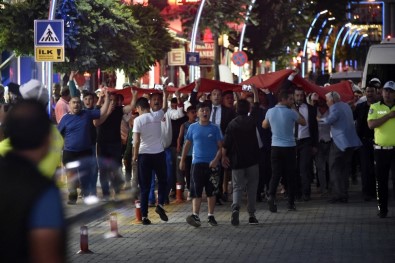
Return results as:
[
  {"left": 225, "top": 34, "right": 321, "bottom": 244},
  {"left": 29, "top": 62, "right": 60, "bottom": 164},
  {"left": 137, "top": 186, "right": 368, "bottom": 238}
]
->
[
  {"left": 58, "top": 90, "right": 110, "bottom": 204},
  {"left": 262, "top": 88, "right": 306, "bottom": 212},
  {"left": 179, "top": 101, "right": 223, "bottom": 227}
]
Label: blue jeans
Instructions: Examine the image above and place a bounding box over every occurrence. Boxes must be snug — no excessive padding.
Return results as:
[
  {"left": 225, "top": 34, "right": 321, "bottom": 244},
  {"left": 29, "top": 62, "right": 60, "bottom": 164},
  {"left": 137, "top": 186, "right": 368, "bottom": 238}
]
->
[{"left": 138, "top": 152, "right": 167, "bottom": 217}]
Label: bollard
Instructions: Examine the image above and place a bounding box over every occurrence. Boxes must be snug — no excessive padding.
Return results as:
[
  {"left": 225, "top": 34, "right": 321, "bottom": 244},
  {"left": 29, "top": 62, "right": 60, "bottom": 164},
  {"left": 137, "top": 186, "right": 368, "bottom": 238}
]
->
[
  {"left": 135, "top": 200, "right": 142, "bottom": 223},
  {"left": 77, "top": 226, "right": 93, "bottom": 254},
  {"left": 109, "top": 212, "right": 123, "bottom": 238},
  {"left": 174, "top": 182, "right": 185, "bottom": 203}
]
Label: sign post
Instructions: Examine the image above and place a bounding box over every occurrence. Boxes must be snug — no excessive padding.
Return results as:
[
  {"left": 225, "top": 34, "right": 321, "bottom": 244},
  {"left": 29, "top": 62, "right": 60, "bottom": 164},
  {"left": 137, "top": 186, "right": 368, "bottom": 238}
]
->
[{"left": 34, "top": 20, "right": 64, "bottom": 62}]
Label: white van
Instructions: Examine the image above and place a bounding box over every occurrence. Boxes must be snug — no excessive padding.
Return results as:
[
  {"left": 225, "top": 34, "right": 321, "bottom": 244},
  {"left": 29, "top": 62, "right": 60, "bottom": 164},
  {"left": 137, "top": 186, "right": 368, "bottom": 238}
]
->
[
  {"left": 362, "top": 37, "right": 395, "bottom": 88},
  {"left": 329, "top": 71, "right": 363, "bottom": 84}
]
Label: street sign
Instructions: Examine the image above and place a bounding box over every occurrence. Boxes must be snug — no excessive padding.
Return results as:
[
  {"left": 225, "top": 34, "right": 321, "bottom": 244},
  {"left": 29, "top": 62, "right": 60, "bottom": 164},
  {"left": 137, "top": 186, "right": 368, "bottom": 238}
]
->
[
  {"left": 34, "top": 20, "right": 64, "bottom": 62},
  {"left": 168, "top": 48, "right": 186, "bottom": 66},
  {"left": 232, "top": 51, "right": 248, "bottom": 66},
  {"left": 186, "top": 52, "right": 200, "bottom": 66},
  {"left": 35, "top": 47, "right": 64, "bottom": 62}
]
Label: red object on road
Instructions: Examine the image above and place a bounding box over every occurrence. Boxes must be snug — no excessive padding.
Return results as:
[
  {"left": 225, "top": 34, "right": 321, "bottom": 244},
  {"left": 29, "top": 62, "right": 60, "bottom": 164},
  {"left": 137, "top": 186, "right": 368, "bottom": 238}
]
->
[
  {"left": 174, "top": 182, "right": 185, "bottom": 204},
  {"left": 109, "top": 213, "right": 123, "bottom": 238},
  {"left": 135, "top": 200, "right": 142, "bottom": 223},
  {"left": 77, "top": 226, "right": 94, "bottom": 254}
]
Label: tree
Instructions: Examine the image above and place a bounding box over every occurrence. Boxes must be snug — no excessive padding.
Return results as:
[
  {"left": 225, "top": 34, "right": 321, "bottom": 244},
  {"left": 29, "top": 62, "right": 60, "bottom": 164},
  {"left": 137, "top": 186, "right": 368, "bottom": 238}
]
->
[
  {"left": 177, "top": 0, "right": 252, "bottom": 80},
  {"left": 0, "top": 0, "right": 173, "bottom": 79},
  {"left": 0, "top": 0, "right": 49, "bottom": 55}
]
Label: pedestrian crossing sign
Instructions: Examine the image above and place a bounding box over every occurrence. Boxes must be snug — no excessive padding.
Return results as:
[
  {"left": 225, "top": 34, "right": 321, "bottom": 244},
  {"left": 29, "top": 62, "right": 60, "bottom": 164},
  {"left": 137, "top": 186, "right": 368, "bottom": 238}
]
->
[
  {"left": 34, "top": 20, "right": 64, "bottom": 62},
  {"left": 34, "top": 20, "right": 64, "bottom": 47}
]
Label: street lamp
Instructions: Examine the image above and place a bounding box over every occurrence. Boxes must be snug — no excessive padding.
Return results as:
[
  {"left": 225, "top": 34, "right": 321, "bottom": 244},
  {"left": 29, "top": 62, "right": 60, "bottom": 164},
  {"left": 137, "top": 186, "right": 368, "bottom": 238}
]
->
[
  {"left": 189, "top": 0, "right": 207, "bottom": 83},
  {"left": 302, "top": 10, "right": 328, "bottom": 78},
  {"left": 238, "top": 0, "right": 256, "bottom": 83}
]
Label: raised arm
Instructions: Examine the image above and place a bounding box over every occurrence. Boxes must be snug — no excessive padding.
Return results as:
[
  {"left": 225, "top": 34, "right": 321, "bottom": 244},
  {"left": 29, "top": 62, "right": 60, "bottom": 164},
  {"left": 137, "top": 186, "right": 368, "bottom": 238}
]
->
[
  {"left": 162, "top": 88, "right": 169, "bottom": 113},
  {"left": 123, "top": 88, "right": 138, "bottom": 114},
  {"left": 93, "top": 89, "right": 110, "bottom": 126},
  {"left": 68, "top": 71, "right": 80, "bottom": 98}
]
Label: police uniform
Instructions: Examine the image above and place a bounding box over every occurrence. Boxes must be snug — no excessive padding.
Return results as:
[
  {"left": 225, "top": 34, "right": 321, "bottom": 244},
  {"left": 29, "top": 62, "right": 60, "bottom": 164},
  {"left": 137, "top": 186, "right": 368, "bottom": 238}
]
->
[{"left": 368, "top": 100, "right": 395, "bottom": 217}]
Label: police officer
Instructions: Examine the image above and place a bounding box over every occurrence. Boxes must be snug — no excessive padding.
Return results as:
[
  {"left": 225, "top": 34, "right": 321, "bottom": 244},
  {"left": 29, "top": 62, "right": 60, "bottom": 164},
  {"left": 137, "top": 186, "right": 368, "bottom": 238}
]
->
[{"left": 367, "top": 80, "right": 395, "bottom": 218}]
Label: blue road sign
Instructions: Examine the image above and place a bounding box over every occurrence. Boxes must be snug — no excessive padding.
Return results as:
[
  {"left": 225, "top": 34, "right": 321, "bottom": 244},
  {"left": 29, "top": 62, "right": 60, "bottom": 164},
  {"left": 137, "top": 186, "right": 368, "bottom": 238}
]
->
[
  {"left": 186, "top": 52, "right": 200, "bottom": 66},
  {"left": 34, "top": 20, "right": 64, "bottom": 47}
]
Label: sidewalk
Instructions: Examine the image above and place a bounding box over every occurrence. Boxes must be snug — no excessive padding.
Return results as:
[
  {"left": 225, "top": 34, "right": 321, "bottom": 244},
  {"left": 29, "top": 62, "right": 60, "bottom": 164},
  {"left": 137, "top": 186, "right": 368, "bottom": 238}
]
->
[{"left": 65, "top": 182, "right": 395, "bottom": 263}]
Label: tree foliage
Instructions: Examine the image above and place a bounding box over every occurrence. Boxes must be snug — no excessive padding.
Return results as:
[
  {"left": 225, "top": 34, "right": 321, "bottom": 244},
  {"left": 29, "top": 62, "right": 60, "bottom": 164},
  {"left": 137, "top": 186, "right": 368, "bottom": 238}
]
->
[
  {"left": 0, "top": 0, "right": 48, "bottom": 56},
  {"left": 0, "top": 0, "right": 173, "bottom": 78},
  {"left": 177, "top": 0, "right": 252, "bottom": 37}
]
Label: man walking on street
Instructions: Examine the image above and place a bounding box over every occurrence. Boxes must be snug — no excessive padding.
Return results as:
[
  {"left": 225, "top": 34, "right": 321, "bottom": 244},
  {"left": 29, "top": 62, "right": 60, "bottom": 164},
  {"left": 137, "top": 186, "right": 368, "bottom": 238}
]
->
[
  {"left": 132, "top": 90, "right": 169, "bottom": 225},
  {"left": 367, "top": 81, "right": 395, "bottom": 218},
  {"left": 262, "top": 88, "right": 306, "bottom": 212},
  {"left": 222, "top": 93, "right": 260, "bottom": 225},
  {"left": 180, "top": 101, "right": 223, "bottom": 227},
  {"left": 319, "top": 91, "right": 361, "bottom": 203}
]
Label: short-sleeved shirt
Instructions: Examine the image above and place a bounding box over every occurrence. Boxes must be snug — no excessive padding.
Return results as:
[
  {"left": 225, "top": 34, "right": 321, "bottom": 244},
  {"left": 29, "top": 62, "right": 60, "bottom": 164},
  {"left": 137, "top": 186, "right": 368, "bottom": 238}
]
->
[
  {"left": 367, "top": 101, "right": 395, "bottom": 146},
  {"left": 58, "top": 109, "right": 100, "bottom": 151},
  {"left": 29, "top": 185, "right": 64, "bottom": 229},
  {"left": 186, "top": 122, "right": 223, "bottom": 164},
  {"left": 133, "top": 110, "right": 164, "bottom": 154},
  {"left": 265, "top": 105, "right": 298, "bottom": 147}
]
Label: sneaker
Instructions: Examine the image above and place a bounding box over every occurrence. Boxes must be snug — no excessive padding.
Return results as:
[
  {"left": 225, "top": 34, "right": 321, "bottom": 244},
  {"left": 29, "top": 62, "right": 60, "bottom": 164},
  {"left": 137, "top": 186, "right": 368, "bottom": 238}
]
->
[
  {"left": 155, "top": 205, "right": 168, "bottom": 221},
  {"left": 248, "top": 216, "right": 259, "bottom": 225},
  {"left": 142, "top": 218, "right": 151, "bottom": 225},
  {"left": 231, "top": 210, "right": 239, "bottom": 226},
  {"left": 208, "top": 215, "right": 218, "bottom": 226},
  {"left": 287, "top": 203, "right": 296, "bottom": 211},
  {"left": 268, "top": 197, "right": 277, "bottom": 213},
  {"left": 186, "top": 214, "right": 201, "bottom": 227}
]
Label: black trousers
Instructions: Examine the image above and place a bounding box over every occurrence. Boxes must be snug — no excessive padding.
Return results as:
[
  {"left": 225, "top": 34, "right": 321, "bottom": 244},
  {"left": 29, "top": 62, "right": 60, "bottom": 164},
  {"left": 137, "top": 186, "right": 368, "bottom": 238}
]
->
[
  {"left": 269, "top": 146, "right": 297, "bottom": 204},
  {"left": 374, "top": 148, "right": 395, "bottom": 213},
  {"left": 359, "top": 139, "right": 376, "bottom": 198}
]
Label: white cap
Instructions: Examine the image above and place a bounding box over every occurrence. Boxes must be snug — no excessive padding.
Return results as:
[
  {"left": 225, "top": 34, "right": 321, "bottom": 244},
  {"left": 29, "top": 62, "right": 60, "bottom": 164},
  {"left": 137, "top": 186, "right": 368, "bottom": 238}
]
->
[
  {"left": 19, "top": 79, "right": 49, "bottom": 104},
  {"left": 383, "top": 81, "right": 395, "bottom": 91},
  {"left": 168, "top": 82, "right": 175, "bottom": 87}
]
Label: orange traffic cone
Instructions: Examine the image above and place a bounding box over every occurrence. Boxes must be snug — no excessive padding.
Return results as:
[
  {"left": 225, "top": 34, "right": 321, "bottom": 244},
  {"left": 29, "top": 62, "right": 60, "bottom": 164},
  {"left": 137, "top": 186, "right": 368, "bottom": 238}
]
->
[
  {"left": 135, "top": 200, "right": 142, "bottom": 223},
  {"left": 76, "top": 226, "right": 93, "bottom": 254},
  {"left": 174, "top": 182, "right": 185, "bottom": 203}
]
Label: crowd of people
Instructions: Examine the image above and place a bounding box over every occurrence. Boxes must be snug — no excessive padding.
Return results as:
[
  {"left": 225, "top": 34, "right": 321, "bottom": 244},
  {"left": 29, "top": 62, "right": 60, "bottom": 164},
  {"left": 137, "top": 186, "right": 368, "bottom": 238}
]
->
[{"left": 0, "top": 70, "right": 394, "bottom": 260}]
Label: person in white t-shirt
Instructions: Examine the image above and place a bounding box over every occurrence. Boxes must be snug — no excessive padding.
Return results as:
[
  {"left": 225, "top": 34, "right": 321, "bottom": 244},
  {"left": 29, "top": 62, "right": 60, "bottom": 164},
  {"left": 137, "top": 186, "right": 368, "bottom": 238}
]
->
[{"left": 132, "top": 91, "right": 169, "bottom": 225}]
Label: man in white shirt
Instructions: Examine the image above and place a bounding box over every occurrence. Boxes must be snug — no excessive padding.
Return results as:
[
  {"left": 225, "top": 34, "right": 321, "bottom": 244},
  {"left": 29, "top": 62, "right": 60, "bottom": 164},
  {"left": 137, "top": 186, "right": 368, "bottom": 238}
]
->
[{"left": 132, "top": 91, "right": 169, "bottom": 225}]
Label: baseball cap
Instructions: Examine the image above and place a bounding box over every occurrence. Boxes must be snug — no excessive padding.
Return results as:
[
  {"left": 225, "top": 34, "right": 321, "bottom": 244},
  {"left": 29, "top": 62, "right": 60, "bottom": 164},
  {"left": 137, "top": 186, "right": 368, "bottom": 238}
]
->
[
  {"left": 368, "top": 78, "right": 381, "bottom": 88},
  {"left": 19, "top": 79, "right": 49, "bottom": 104},
  {"left": 383, "top": 81, "right": 395, "bottom": 91},
  {"left": 167, "top": 82, "right": 175, "bottom": 87}
]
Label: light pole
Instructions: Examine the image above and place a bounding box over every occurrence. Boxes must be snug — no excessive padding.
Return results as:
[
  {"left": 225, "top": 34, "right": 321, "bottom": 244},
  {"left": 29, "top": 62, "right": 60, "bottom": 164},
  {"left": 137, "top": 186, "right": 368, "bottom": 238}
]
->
[
  {"left": 189, "top": 0, "right": 207, "bottom": 83},
  {"left": 302, "top": 10, "right": 328, "bottom": 78},
  {"left": 238, "top": 0, "right": 256, "bottom": 83},
  {"left": 45, "top": 0, "right": 57, "bottom": 116}
]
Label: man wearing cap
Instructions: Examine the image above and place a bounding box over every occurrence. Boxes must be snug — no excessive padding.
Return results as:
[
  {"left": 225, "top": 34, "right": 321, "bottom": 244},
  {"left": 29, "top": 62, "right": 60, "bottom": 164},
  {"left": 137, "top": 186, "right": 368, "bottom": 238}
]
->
[{"left": 367, "top": 80, "right": 395, "bottom": 218}]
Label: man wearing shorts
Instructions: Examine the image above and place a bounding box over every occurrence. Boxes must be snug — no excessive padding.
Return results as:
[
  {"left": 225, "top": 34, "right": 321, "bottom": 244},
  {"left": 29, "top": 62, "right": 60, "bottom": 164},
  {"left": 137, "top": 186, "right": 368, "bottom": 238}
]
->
[{"left": 179, "top": 101, "right": 223, "bottom": 227}]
